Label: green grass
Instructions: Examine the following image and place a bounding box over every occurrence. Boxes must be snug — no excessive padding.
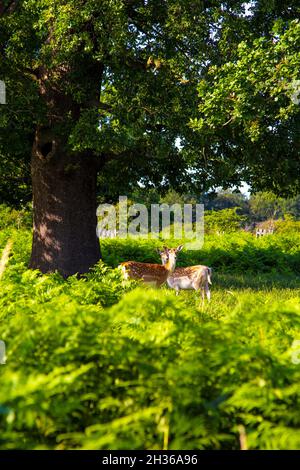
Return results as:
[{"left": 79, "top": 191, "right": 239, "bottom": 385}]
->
[{"left": 0, "top": 228, "right": 300, "bottom": 449}]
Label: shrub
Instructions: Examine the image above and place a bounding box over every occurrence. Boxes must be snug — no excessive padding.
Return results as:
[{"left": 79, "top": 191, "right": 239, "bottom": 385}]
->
[
  {"left": 0, "top": 204, "right": 32, "bottom": 230},
  {"left": 274, "top": 216, "right": 300, "bottom": 234},
  {"left": 204, "top": 208, "right": 246, "bottom": 234},
  {"left": 1, "top": 281, "right": 300, "bottom": 449}
]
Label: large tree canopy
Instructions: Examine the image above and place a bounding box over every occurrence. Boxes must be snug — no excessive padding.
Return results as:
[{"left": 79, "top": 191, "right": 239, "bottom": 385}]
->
[
  {"left": 191, "top": 16, "right": 300, "bottom": 195},
  {"left": 0, "top": 0, "right": 299, "bottom": 275}
]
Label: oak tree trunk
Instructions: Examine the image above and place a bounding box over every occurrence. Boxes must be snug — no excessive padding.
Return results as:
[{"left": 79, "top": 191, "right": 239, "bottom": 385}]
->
[{"left": 29, "top": 130, "right": 101, "bottom": 277}]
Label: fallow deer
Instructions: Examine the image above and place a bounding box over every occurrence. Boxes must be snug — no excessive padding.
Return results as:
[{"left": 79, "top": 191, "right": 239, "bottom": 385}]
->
[
  {"left": 159, "top": 246, "right": 212, "bottom": 302},
  {"left": 119, "top": 245, "right": 183, "bottom": 287}
]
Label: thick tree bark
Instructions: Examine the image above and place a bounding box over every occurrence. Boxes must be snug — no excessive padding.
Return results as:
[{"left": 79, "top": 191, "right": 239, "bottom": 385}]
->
[{"left": 29, "top": 129, "right": 101, "bottom": 277}]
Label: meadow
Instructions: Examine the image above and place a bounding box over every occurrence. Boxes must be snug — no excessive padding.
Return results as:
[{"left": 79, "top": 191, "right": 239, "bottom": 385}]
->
[{"left": 0, "top": 216, "right": 300, "bottom": 450}]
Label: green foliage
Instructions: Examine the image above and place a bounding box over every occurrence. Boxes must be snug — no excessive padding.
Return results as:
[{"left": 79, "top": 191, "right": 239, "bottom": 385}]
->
[
  {"left": 99, "top": 220, "right": 300, "bottom": 275},
  {"left": 191, "top": 17, "right": 300, "bottom": 194},
  {"left": 0, "top": 204, "right": 32, "bottom": 230},
  {"left": 194, "top": 20, "right": 300, "bottom": 139},
  {"left": 1, "top": 225, "right": 300, "bottom": 449},
  {"left": 2, "top": 1, "right": 299, "bottom": 202},
  {"left": 1, "top": 0, "right": 237, "bottom": 198},
  {"left": 202, "top": 190, "right": 248, "bottom": 213},
  {"left": 249, "top": 191, "right": 283, "bottom": 221},
  {"left": 204, "top": 208, "right": 246, "bottom": 234},
  {"left": 274, "top": 216, "right": 300, "bottom": 234},
  {"left": 232, "top": 191, "right": 300, "bottom": 222}
]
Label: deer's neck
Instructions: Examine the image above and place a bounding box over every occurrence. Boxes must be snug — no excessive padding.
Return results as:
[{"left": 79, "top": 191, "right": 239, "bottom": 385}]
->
[{"left": 165, "top": 255, "right": 176, "bottom": 273}]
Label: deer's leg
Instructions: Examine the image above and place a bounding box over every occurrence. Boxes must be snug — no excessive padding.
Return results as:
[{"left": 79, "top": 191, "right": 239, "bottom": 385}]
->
[
  {"left": 194, "top": 283, "right": 204, "bottom": 308},
  {"left": 205, "top": 282, "right": 211, "bottom": 301},
  {"left": 198, "top": 288, "right": 205, "bottom": 308},
  {"left": 119, "top": 266, "right": 129, "bottom": 288},
  {"left": 206, "top": 287, "right": 211, "bottom": 301}
]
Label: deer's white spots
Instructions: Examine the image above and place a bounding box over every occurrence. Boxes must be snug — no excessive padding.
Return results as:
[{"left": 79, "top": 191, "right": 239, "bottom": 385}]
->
[
  {"left": 119, "top": 246, "right": 182, "bottom": 287},
  {"left": 159, "top": 248, "right": 212, "bottom": 303}
]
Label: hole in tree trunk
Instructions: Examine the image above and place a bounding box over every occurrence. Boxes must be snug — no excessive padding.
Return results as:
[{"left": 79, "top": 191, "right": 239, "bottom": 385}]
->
[{"left": 40, "top": 141, "right": 53, "bottom": 158}]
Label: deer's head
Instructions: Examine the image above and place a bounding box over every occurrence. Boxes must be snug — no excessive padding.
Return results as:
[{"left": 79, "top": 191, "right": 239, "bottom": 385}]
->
[{"left": 157, "top": 245, "right": 183, "bottom": 270}]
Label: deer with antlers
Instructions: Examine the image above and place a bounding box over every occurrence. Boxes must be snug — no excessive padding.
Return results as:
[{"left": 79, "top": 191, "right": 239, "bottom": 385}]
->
[
  {"left": 119, "top": 245, "right": 183, "bottom": 287},
  {"left": 158, "top": 246, "right": 212, "bottom": 302}
]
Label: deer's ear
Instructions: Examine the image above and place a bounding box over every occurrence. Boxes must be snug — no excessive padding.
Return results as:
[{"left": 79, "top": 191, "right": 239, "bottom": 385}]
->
[
  {"left": 163, "top": 245, "right": 168, "bottom": 251},
  {"left": 176, "top": 244, "right": 184, "bottom": 253},
  {"left": 156, "top": 248, "right": 162, "bottom": 255}
]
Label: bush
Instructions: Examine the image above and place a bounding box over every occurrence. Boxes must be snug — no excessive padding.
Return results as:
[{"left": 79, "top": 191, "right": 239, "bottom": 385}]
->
[
  {"left": 274, "top": 216, "right": 300, "bottom": 234},
  {"left": 1, "top": 277, "right": 300, "bottom": 449},
  {"left": 100, "top": 230, "right": 300, "bottom": 275},
  {"left": 204, "top": 208, "right": 246, "bottom": 234},
  {"left": 0, "top": 204, "right": 32, "bottom": 230}
]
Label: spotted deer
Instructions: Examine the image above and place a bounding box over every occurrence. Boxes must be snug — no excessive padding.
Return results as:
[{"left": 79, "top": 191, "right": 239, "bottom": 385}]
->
[
  {"left": 159, "top": 246, "right": 212, "bottom": 302},
  {"left": 119, "top": 245, "right": 183, "bottom": 287}
]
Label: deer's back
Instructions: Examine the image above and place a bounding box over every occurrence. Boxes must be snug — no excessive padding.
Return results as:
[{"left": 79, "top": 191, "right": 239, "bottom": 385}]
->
[
  {"left": 121, "top": 261, "right": 168, "bottom": 284},
  {"left": 168, "top": 265, "right": 210, "bottom": 289}
]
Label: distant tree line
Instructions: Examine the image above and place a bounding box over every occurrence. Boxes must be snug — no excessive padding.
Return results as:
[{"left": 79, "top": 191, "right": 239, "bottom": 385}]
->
[
  {"left": 201, "top": 190, "right": 300, "bottom": 223},
  {"left": 126, "top": 188, "right": 300, "bottom": 225}
]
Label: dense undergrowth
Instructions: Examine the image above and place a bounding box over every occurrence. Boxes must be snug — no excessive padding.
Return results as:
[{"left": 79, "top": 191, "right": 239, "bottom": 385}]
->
[{"left": 0, "top": 225, "right": 300, "bottom": 449}]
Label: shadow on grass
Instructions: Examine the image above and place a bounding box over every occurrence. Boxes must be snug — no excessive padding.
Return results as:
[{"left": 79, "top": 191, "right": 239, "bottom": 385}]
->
[{"left": 213, "top": 273, "right": 300, "bottom": 291}]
